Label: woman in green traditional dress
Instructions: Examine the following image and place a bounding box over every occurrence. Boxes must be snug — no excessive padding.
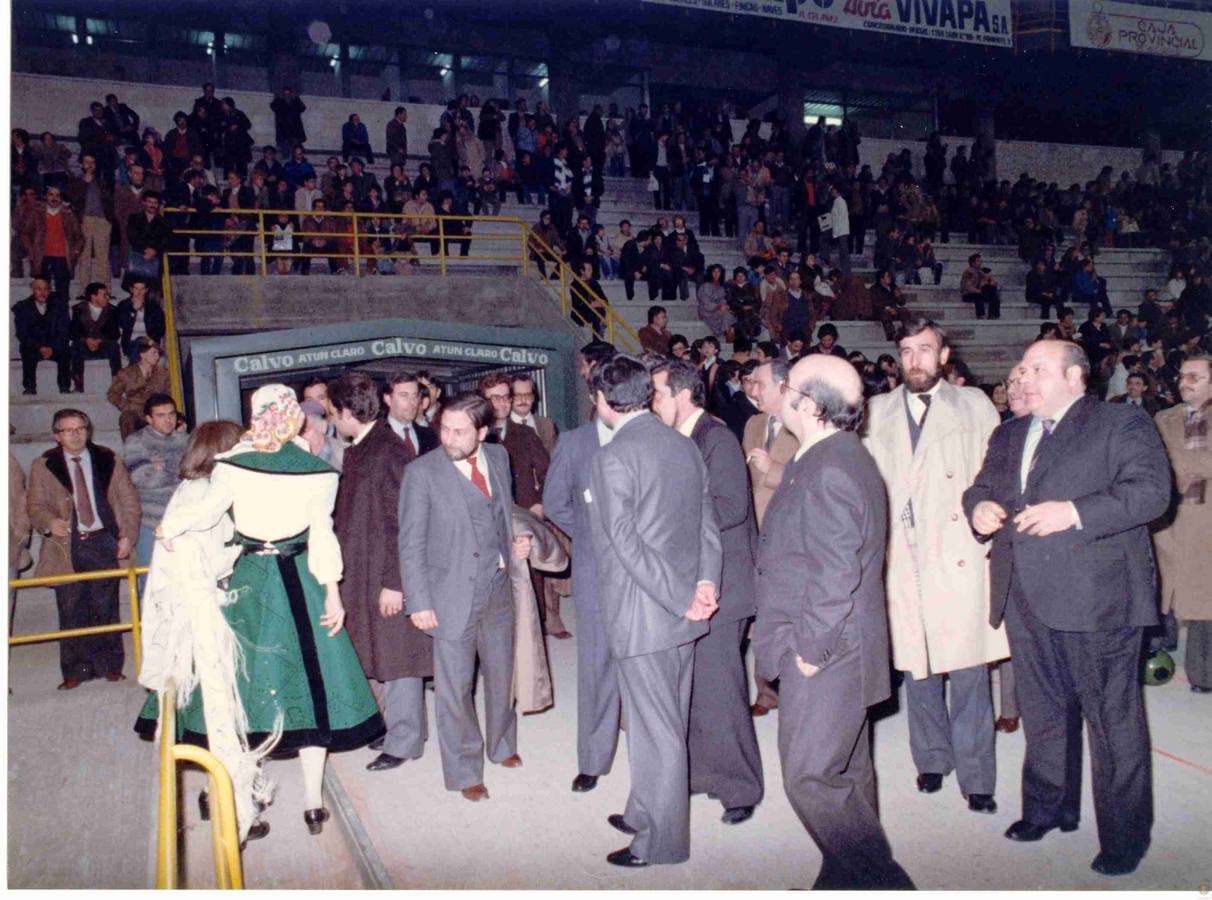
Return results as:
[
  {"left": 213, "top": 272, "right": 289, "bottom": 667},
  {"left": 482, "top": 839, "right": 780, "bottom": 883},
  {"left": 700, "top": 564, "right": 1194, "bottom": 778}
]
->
[{"left": 142, "top": 384, "right": 383, "bottom": 837}]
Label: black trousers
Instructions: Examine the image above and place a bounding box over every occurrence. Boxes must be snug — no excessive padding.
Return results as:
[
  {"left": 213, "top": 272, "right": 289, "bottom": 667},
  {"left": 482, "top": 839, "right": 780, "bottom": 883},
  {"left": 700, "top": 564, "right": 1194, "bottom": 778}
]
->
[
  {"left": 55, "top": 530, "right": 124, "bottom": 681},
  {"left": 963, "top": 285, "right": 1001, "bottom": 319},
  {"left": 39, "top": 256, "right": 72, "bottom": 301},
  {"left": 19, "top": 342, "right": 71, "bottom": 393},
  {"left": 1005, "top": 586, "right": 1151, "bottom": 862},
  {"left": 70, "top": 338, "right": 122, "bottom": 389}
]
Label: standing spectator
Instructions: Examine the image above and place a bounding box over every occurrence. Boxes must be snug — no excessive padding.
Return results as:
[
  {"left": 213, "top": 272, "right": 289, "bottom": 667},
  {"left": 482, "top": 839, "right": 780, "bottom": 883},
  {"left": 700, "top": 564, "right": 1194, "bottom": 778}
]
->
[
  {"left": 217, "top": 97, "right": 254, "bottom": 178},
  {"left": 77, "top": 101, "right": 117, "bottom": 186},
  {"left": 162, "top": 112, "right": 201, "bottom": 186},
  {"left": 576, "top": 155, "right": 603, "bottom": 230},
  {"left": 864, "top": 319, "right": 1006, "bottom": 817},
  {"left": 1153, "top": 353, "right": 1212, "bottom": 694},
  {"left": 126, "top": 191, "right": 171, "bottom": 281},
  {"left": 107, "top": 336, "right": 169, "bottom": 440},
  {"left": 112, "top": 164, "right": 146, "bottom": 275},
  {"left": 12, "top": 276, "right": 71, "bottom": 395},
  {"left": 11, "top": 185, "right": 40, "bottom": 278},
  {"left": 19, "top": 184, "right": 82, "bottom": 301},
  {"left": 341, "top": 114, "right": 374, "bottom": 163},
  {"left": 102, "top": 93, "right": 141, "bottom": 149},
  {"left": 135, "top": 129, "right": 165, "bottom": 191},
  {"left": 26, "top": 408, "right": 140, "bottom": 689},
  {"left": 32, "top": 131, "right": 73, "bottom": 194},
  {"left": 385, "top": 107, "right": 408, "bottom": 167},
  {"left": 549, "top": 144, "right": 575, "bottom": 238},
  {"left": 122, "top": 392, "right": 186, "bottom": 574},
  {"left": 697, "top": 264, "right": 736, "bottom": 341},
  {"left": 825, "top": 183, "right": 851, "bottom": 277},
  {"left": 66, "top": 153, "right": 114, "bottom": 289},
  {"left": 270, "top": 87, "right": 307, "bottom": 157}
]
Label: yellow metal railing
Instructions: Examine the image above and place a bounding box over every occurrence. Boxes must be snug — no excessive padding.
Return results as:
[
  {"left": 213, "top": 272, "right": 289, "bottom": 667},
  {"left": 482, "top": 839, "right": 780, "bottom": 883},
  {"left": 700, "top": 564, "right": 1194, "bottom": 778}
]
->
[
  {"left": 157, "top": 677, "right": 243, "bottom": 890},
  {"left": 9, "top": 565, "right": 146, "bottom": 673},
  {"left": 154, "top": 208, "right": 640, "bottom": 400}
]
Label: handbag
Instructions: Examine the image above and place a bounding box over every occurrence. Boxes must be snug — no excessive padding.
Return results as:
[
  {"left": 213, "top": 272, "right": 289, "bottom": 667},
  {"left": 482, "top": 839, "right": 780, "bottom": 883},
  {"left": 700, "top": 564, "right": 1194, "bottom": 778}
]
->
[
  {"left": 817, "top": 212, "right": 833, "bottom": 234},
  {"left": 647, "top": 173, "right": 659, "bottom": 192}
]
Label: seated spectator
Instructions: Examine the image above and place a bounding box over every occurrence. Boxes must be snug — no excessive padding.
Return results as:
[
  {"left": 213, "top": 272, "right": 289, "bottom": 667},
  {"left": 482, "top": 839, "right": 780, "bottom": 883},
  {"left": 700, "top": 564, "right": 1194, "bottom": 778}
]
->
[
  {"left": 565, "top": 215, "right": 598, "bottom": 278},
  {"left": 1109, "top": 372, "right": 1163, "bottom": 415},
  {"left": 668, "top": 334, "right": 691, "bottom": 360},
  {"left": 697, "top": 264, "right": 735, "bottom": 341},
  {"left": 436, "top": 191, "right": 471, "bottom": 258},
  {"left": 1056, "top": 307, "right": 1077, "bottom": 340},
  {"left": 341, "top": 114, "right": 374, "bottom": 163},
  {"left": 826, "top": 267, "right": 872, "bottom": 322},
  {"left": 759, "top": 266, "right": 788, "bottom": 342},
  {"left": 69, "top": 282, "right": 121, "bottom": 392},
  {"left": 115, "top": 279, "right": 165, "bottom": 365},
  {"left": 346, "top": 157, "right": 380, "bottom": 204},
  {"left": 283, "top": 144, "right": 317, "bottom": 190},
  {"left": 670, "top": 232, "right": 702, "bottom": 302},
  {"left": 1038, "top": 321, "right": 1061, "bottom": 340},
  {"left": 1072, "top": 258, "right": 1112, "bottom": 317},
  {"left": 402, "top": 187, "right": 438, "bottom": 256},
  {"left": 1178, "top": 272, "right": 1211, "bottom": 338},
  {"left": 870, "top": 268, "right": 908, "bottom": 340},
  {"left": 642, "top": 231, "right": 674, "bottom": 301},
  {"left": 726, "top": 265, "right": 762, "bottom": 340},
  {"left": 107, "top": 337, "right": 169, "bottom": 440},
  {"left": 299, "top": 198, "right": 339, "bottom": 275},
  {"left": 960, "top": 253, "right": 1001, "bottom": 320},
  {"left": 1107, "top": 309, "right": 1134, "bottom": 349},
  {"left": 253, "top": 145, "right": 286, "bottom": 186},
  {"left": 742, "top": 220, "right": 774, "bottom": 269},
  {"left": 528, "top": 209, "right": 563, "bottom": 278},
  {"left": 778, "top": 270, "right": 814, "bottom": 347},
  {"left": 1025, "top": 258, "right": 1058, "bottom": 320},
  {"left": 11, "top": 276, "right": 71, "bottom": 395},
  {"left": 807, "top": 322, "right": 847, "bottom": 358},
  {"left": 593, "top": 224, "right": 616, "bottom": 279},
  {"left": 1167, "top": 266, "right": 1188, "bottom": 303},
  {"left": 270, "top": 213, "right": 296, "bottom": 274},
  {"left": 909, "top": 237, "right": 943, "bottom": 286},
  {"left": 637, "top": 305, "right": 672, "bottom": 354}
]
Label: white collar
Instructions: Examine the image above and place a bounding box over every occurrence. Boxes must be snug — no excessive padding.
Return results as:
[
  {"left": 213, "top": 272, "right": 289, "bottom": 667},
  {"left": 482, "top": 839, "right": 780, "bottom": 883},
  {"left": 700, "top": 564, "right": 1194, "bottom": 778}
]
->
[
  {"left": 509, "top": 411, "right": 536, "bottom": 429},
  {"left": 595, "top": 416, "right": 614, "bottom": 447},
  {"left": 610, "top": 409, "right": 647, "bottom": 433},
  {"left": 793, "top": 426, "right": 837, "bottom": 461},
  {"left": 676, "top": 408, "right": 705, "bottom": 438},
  {"left": 351, "top": 420, "right": 376, "bottom": 446}
]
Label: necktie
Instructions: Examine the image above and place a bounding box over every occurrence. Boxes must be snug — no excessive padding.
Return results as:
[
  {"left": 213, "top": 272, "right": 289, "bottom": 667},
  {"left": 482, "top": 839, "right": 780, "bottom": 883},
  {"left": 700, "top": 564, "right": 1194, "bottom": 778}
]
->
[
  {"left": 401, "top": 427, "right": 415, "bottom": 456},
  {"left": 1028, "top": 418, "right": 1056, "bottom": 478},
  {"left": 765, "top": 417, "right": 778, "bottom": 451},
  {"left": 467, "top": 455, "right": 491, "bottom": 501},
  {"left": 918, "top": 393, "right": 932, "bottom": 427},
  {"left": 71, "top": 456, "right": 96, "bottom": 529}
]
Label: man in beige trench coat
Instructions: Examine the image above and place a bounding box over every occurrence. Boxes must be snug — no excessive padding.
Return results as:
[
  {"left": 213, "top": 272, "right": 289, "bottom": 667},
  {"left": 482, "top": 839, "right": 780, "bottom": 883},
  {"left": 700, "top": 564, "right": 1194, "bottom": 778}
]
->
[
  {"left": 1153, "top": 352, "right": 1212, "bottom": 693},
  {"left": 864, "top": 318, "right": 1008, "bottom": 813}
]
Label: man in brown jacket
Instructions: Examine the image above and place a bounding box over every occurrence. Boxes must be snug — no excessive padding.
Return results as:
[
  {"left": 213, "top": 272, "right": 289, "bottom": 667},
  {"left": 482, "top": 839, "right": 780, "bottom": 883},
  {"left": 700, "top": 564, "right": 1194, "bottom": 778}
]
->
[
  {"left": 26, "top": 409, "right": 140, "bottom": 689},
  {"left": 107, "top": 338, "right": 171, "bottom": 439},
  {"left": 19, "top": 184, "right": 84, "bottom": 301},
  {"left": 741, "top": 357, "right": 798, "bottom": 717},
  {"left": 112, "top": 164, "right": 146, "bottom": 274}
]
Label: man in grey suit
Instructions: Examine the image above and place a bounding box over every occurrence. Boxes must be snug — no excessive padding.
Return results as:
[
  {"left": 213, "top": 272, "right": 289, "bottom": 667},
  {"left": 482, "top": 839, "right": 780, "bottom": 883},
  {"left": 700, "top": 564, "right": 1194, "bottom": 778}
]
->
[
  {"left": 652, "top": 358, "right": 764, "bottom": 825},
  {"left": 586, "top": 355, "right": 723, "bottom": 868},
  {"left": 543, "top": 413, "right": 621, "bottom": 793},
  {"left": 753, "top": 355, "right": 914, "bottom": 890},
  {"left": 399, "top": 392, "right": 532, "bottom": 802}
]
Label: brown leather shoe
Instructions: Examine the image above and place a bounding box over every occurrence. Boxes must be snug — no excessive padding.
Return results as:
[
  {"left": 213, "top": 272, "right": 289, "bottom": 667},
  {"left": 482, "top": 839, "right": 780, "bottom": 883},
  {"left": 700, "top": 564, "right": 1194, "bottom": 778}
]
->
[
  {"left": 57, "top": 679, "right": 83, "bottom": 691},
  {"left": 104, "top": 672, "right": 127, "bottom": 682},
  {"left": 461, "top": 784, "right": 489, "bottom": 801},
  {"left": 499, "top": 754, "right": 523, "bottom": 768},
  {"left": 751, "top": 703, "right": 772, "bottom": 717},
  {"left": 995, "top": 716, "right": 1020, "bottom": 733}
]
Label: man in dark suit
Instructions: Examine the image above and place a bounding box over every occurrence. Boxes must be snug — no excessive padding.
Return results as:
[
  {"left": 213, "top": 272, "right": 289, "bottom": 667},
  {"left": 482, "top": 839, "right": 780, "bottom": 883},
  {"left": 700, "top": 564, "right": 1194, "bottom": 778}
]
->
[
  {"left": 398, "top": 393, "right": 532, "bottom": 802},
  {"left": 479, "top": 373, "right": 549, "bottom": 514},
  {"left": 69, "top": 282, "right": 122, "bottom": 393},
  {"left": 718, "top": 359, "right": 761, "bottom": 443},
  {"left": 753, "top": 354, "right": 914, "bottom": 890},
  {"left": 330, "top": 373, "right": 433, "bottom": 773},
  {"left": 1109, "top": 373, "right": 1163, "bottom": 416},
  {"left": 382, "top": 370, "right": 438, "bottom": 456},
  {"left": 12, "top": 276, "right": 71, "bottom": 395},
  {"left": 544, "top": 344, "right": 621, "bottom": 792},
  {"left": 652, "top": 359, "right": 764, "bottom": 825},
  {"left": 963, "top": 340, "right": 1170, "bottom": 877},
  {"left": 586, "top": 356, "right": 722, "bottom": 867}
]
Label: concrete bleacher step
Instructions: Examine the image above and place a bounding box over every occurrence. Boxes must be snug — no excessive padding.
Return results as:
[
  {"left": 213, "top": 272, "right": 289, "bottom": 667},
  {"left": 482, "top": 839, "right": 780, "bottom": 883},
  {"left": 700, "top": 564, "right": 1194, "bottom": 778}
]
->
[{"left": 9, "top": 391, "right": 117, "bottom": 436}]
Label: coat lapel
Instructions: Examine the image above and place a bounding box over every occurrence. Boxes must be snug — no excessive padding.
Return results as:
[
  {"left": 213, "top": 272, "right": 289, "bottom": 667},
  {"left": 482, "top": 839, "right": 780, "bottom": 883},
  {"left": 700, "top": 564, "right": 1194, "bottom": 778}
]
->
[{"left": 1026, "top": 396, "right": 1092, "bottom": 494}]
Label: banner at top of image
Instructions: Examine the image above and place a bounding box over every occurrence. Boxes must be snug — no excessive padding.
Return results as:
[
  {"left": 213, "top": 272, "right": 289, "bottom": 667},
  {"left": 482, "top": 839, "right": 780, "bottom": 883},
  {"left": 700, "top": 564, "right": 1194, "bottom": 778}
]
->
[{"left": 1069, "top": 0, "right": 1212, "bottom": 62}]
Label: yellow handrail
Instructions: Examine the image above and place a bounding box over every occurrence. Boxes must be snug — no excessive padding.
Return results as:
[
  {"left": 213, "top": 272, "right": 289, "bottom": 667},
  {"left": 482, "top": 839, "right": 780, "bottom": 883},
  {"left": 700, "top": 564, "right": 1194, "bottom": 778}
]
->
[
  {"left": 157, "top": 677, "right": 243, "bottom": 889},
  {"left": 9, "top": 565, "right": 146, "bottom": 673}
]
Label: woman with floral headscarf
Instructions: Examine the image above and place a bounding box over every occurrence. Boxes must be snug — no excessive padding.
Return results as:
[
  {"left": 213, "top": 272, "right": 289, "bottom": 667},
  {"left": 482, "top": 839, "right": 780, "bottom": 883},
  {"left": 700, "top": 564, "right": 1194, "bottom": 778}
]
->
[{"left": 142, "top": 384, "right": 382, "bottom": 838}]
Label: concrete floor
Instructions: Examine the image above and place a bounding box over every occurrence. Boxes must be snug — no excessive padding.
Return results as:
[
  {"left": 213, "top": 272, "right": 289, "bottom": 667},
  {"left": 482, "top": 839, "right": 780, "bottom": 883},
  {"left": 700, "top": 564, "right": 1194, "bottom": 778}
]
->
[{"left": 8, "top": 587, "right": 1211, "bottom": 890}]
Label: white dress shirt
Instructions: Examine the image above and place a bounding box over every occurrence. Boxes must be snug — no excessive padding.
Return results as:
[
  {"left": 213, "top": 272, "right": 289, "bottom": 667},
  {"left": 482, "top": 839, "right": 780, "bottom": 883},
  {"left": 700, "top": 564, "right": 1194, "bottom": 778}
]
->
[
  {"left": 66, "top": 448, "right": 104, "bottom": 533},
  {"left": 387, "top": 415, "right": 419, "bottom": 451}
]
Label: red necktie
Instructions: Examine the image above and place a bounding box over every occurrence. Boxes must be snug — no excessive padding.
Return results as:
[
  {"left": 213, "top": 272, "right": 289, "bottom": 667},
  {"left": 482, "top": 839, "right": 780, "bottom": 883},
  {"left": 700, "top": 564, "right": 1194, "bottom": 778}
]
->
[
  {"left": 71, "top": 456, "right": 96, "bottom": 529},
  {"left": 401, "top": 428, "right": 415, "bottom": 456},
  {"left": 467, "top": 455, "right": 491, "bottom": 501}
]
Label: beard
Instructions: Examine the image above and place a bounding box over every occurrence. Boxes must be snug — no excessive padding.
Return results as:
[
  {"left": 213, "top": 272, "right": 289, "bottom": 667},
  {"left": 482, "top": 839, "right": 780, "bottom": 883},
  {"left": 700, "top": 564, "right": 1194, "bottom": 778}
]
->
[
  {"left": 904, "top": 367, "right": 942, "bottom": 394},
  {"left": 442, "top": 443, "right": 473, "bottom": 462}
]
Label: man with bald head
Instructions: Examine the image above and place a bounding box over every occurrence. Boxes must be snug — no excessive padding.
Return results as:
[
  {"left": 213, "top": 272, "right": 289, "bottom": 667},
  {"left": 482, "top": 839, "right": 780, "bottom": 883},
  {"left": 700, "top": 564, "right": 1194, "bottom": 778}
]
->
[
  {"left": 753, "top": 355, "right": 914, "bottom": 890},
  {"left": 963, "top": 339, "right": 1170, "bottom": 877}
]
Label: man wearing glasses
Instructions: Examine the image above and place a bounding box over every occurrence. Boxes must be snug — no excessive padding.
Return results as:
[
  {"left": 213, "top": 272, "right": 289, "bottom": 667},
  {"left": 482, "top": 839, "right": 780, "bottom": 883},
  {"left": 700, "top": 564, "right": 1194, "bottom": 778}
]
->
[{"left": 26, "top": 409, "right": 141, "bottom": 690}]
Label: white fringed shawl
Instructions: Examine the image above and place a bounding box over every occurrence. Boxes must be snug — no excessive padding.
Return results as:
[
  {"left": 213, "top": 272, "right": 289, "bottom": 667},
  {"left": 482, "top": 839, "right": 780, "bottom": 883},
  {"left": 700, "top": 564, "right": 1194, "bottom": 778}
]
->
[{"left": 138, "top": 477, "right": 280, "bottom": 841}]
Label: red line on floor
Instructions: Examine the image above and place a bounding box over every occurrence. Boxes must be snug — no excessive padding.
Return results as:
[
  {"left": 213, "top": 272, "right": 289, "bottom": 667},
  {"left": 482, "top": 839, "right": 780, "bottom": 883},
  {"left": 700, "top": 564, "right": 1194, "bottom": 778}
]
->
[{"left": 1151, "top": 746, "right": 1212, "bottom": 777}]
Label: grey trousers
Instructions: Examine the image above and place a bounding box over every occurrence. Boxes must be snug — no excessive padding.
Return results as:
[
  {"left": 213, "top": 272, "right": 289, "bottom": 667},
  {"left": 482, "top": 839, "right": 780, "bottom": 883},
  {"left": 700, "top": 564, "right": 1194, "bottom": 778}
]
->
[
  {"left": 381, "top": 676, "right": 428, "bottom": 760},
  {"left": 998, "top": 659, "right": 1019, "bottom": 719},
  {"left": 905, "top": 662, "right": 996, "bottom": 796},
  {"left": 575, "top": 598, "right": 621, "bottom": 776},
  {"left": 778, "top": 647, "right": 913, "bottom": 890},
  {"left": 432, "top": 573, "right": 517, "bottom": 791},
  {"left": 1186, "top": 619, "right": 1212, "bottom": 690},
  {"left": 688, "top": 617, "right": 764, "bottom": 810},
  {"left": 616, "top": 641, "right": 695, "bottom": 864}
]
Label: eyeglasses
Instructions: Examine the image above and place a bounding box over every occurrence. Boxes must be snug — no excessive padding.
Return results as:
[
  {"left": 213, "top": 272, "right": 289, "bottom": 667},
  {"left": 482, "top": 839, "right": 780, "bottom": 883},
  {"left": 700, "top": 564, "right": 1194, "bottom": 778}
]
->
[{"left": 54, "top": 426, "right": 88, "bottom": 435}]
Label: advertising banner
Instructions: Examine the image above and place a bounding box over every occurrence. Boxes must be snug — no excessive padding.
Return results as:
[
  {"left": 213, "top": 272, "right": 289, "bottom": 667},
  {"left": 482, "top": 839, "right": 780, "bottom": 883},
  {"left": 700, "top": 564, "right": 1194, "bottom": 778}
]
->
[
  {"left": 641, "top": 0, "right": 1013, "bottom": 49},
  {"left": 1069, "top": 0, "right": 1212, "bottom": 62}
]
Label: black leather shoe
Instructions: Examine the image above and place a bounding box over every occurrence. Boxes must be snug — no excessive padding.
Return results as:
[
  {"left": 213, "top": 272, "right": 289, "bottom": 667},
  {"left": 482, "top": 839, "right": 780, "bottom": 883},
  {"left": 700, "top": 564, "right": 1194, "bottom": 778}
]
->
[
  {"left": 1060, "top": 819, "right": 1080, "bottom": 833},
  {"left": 606, "top": 848, "right": 649, "bottom": 868},
  {"left": 303, "top": 808, "right": 330, "bottom": 835},
  {"left": 366, "top": 752, "right": 406, "bottom": 771},
  {"left": 571, "top": 774, "right": 599, "bottom": 793},
  {"left": 608, "top": 813, "right": 637, "bottom": 836},
  {"left": 1191, "top": 684, "right": 1212, "bottom": 694},
  {"left": 967, "top": 794, "right": 997, "bottom": 814},
  {"left": 368, "top": 736, "right": 385, "bottom": 751},
  {"left": 1005, "top": 820, "right": 1070, "bottom": 842},
  {"left": 721, "top": 805, "right": 754, "bottom": 825},
  {"left": 243, "top": 820, "right": 269, "bottom": 845},
  {"left": 1091, "top": 852, "right": 1142, "bottom": 876},
  {"left": 199, "top": 791, "right": 210, "bottom": 821},
  {"left": 916, "top": 773, "right": 944, "bottom": 793}
]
